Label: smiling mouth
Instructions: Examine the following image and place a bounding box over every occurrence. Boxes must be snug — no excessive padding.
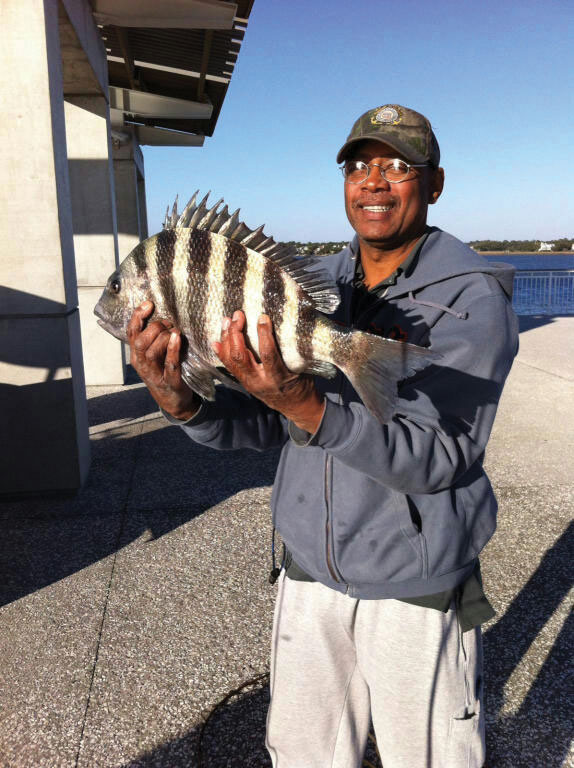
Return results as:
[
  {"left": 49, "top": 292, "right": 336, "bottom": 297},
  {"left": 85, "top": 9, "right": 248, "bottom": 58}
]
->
[{"left": 362, "top": 205, "right": 393, "bottom": 212}]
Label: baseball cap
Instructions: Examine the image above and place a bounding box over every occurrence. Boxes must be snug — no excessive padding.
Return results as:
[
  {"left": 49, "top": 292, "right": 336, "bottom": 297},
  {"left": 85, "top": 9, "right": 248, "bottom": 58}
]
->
[{"left": 336, "top": 104, "right": 440, "bottom": 167}]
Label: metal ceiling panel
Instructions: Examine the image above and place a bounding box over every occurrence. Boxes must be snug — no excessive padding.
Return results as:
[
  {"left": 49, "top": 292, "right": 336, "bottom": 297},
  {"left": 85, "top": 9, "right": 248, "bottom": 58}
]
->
[
  {"left": 96, "top": 0, "right": 254, "bottom": 142},
  {"left": 93, "top": 0, "right": 237, "bottom": 29}
]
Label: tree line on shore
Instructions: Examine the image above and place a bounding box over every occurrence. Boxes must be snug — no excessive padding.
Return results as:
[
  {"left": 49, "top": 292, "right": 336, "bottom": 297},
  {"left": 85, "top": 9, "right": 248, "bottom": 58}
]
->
[
  {"left": 468, "top": 238, "right": 573, "bottom": 252},
  {"left": 281, "top": 238, "right": 573, "bottom": 255}
]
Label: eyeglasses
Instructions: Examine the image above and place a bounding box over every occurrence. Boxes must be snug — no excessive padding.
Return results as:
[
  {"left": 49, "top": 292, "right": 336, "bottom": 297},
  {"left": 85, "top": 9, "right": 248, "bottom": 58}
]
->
[{"left": 341, "top": 158, "right": 429, "bottom": 184}]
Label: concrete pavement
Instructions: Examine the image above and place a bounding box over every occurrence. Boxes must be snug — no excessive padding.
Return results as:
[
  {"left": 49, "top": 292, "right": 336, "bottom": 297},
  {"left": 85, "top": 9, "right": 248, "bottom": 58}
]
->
[{"left": 1, "top": 315, "right": 572, "bottom": 767}]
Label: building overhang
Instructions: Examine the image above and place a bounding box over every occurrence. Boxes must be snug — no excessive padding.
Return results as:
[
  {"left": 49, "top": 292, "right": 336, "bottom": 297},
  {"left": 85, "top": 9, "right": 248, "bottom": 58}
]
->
[
  {"left": 92, "top": 0, "right": 238, "bottom": 30},
  {"left": 92, "top": 0, "right": 254, "bottom": 145}
]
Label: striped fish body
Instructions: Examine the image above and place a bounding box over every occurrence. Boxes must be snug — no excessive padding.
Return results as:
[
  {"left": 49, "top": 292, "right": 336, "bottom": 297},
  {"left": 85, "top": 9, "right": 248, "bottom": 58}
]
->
[{"left": 94, "top": 193, "right": 437, "bottom": 422}]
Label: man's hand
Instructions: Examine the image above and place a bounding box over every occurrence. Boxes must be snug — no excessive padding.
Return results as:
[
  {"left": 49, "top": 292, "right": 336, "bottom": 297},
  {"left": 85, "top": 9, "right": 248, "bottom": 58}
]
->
[
  {"left": 127, "top": 302, "right": 200, "bottom": 421},
  {"left": 213, "top": 311, "right": 326, "bottom": 434}
]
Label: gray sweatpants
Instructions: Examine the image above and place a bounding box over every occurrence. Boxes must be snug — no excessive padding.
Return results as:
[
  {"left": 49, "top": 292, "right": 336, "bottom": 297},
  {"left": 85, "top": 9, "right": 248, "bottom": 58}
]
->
[{"left": 266, "top": 572, "right": 485, "bottom": 768}]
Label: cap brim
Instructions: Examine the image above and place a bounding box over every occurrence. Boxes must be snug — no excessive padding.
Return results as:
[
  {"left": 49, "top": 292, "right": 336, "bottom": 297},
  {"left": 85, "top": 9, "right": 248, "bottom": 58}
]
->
[{"left": 336, "top": 134, "right": 427, "bottom": 165}]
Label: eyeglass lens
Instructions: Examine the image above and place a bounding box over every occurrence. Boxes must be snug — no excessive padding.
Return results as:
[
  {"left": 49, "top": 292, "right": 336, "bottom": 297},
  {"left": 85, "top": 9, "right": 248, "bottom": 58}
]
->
[{"left": 344, "top": 159, "right": 410, "bottom": 183}]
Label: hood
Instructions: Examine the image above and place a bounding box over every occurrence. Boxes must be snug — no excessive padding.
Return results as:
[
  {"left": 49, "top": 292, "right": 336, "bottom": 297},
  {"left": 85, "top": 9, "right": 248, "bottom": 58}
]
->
[{"left": 387, "top": 228, "right": 516, "bottom": 300}]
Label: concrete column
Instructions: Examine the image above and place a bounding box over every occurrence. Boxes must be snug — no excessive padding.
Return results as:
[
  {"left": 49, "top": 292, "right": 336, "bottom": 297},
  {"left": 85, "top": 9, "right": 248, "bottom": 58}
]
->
[
  {"left": 113, "top": 133, "right": 148, "bottom": 260},
  {"left": 0, "top": 0, "right": 90, "bottom": 494},
  {"left": 137, "top": 170, "right": 149, "bottom": 241},
  {"left": 65, "top": 96, "right": 126, "bottom": 385}
]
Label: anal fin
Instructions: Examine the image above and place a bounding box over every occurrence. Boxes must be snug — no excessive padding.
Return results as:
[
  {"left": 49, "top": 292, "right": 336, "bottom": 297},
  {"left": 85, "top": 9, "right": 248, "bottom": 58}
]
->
[
  {"left": 302, "top": 361, "right": 338, "bottom": 378},
  {"left": 180, "top": 358, "right": 216, "bottom": 400}
]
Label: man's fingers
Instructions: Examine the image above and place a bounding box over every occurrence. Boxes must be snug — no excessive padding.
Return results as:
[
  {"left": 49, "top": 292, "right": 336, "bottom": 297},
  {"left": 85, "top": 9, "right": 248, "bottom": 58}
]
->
[
  {"left": 144, "top": 327, "right": 171, "bottom": 366},
  {"left": 231, "top": 310, "right": 246, "bottom": 331},
  {"left": 164, "top": 330, "right": 185, "bottom": 387},
  {"left": 127, "top": 301, "right": 154, "bottom": 342},
  {"left": 219, "top": 312, "right": 258, "bottom": 374},
  {"left": 133, "top": 320, "right": 171, "bottom": 361},
  {"left": 257, "top": 314, "right": 282, "bottom": 371}
]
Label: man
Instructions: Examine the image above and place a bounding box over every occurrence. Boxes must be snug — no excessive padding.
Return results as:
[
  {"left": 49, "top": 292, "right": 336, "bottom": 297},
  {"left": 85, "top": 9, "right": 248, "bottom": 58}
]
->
[{"left": 128, "top": 105, "right": 518, "bottom": 767}]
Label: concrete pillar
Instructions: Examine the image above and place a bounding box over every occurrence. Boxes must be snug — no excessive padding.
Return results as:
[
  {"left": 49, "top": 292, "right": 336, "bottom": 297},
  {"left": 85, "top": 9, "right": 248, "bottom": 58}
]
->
[
  {"left": 113, "top": 133, "right": 148, "bottom": 260},
  {"left": 112, "top": 131, "right": 149, "bottom": 366},
  {"left": 65, "top": 96, "right": 126, "bottom": 385},
  {"left": 137, "top": 170, "right": 149, "bottom": 242},
  {"left": 0, "top": 0, "right": 90, "bottom": 494}
]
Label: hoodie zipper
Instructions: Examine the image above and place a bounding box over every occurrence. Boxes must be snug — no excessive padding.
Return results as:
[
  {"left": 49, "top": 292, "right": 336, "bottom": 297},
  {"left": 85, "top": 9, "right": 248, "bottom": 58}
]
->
[
  {"left": 324, "top": 457, "right": 339, "bottom": 583},
  {"left": 324, "top": 374, "right": 346, "bottom": 585}
]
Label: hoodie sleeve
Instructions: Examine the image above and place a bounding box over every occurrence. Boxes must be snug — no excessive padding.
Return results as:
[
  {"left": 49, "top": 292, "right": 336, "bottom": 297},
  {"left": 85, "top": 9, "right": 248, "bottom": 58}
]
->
[
  {"left": 309, "top": 292, "right": 518, "bottom": 493},
  {"left": 170, "top": 387, "right": 289, "bottom": 451}
]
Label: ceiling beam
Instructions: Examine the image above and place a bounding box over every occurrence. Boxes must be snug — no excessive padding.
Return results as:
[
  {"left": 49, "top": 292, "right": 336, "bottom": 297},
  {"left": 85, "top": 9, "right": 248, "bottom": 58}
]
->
[
  {"left": 196, "top": 30, "right": 213, "bottom": 102},
  {"left": 135, "top": 126, "right": 205, "bottom": 147},
  {"left": 115, "top": 28, "right": 136, "bottom": 89},
  {"left": 109, "top": 87, "right": 213, "bottom": 120}
]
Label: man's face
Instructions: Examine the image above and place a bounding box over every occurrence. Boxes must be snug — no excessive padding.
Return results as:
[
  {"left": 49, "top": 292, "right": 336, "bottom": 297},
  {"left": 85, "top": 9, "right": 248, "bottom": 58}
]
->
[{"left": 343, "top": 140, "right": 444, "bottom": 252}]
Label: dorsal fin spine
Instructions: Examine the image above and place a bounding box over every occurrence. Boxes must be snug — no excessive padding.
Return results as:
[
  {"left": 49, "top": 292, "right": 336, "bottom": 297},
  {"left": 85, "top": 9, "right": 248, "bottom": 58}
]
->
[{"left": 162, "top": 192, "right": 341, "bottom": 314}]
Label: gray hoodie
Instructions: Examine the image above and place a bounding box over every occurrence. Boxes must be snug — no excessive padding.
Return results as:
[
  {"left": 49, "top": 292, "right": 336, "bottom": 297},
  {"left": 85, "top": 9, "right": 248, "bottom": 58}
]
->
[{"left": 176, "top": 228, "right": 519, "bottom": 599}]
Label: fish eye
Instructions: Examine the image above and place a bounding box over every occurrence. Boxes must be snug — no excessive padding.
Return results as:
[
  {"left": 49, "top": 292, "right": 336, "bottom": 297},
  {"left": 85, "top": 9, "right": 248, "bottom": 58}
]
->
[{"left": 110, "top": 279, "right": 121, "bottom": 294}]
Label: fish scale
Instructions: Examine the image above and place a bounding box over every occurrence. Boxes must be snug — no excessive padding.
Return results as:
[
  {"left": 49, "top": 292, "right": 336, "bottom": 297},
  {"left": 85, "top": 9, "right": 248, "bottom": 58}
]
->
[{"left": 94, "top": 192, "right": 439, "bottom": 423}]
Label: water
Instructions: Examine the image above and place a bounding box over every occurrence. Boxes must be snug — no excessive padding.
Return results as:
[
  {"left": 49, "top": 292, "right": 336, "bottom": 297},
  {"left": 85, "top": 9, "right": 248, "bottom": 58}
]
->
[
  {"left": 481, "top": 255, "right": 574, "bottom": 314},
  {"left": 484, "top": 253, "right": 574, "bottom": 270}
]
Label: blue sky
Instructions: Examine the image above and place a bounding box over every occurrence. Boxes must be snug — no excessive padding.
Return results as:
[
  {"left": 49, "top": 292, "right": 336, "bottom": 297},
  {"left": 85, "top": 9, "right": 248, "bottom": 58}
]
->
[{"left": 143, "top": 0, "right": 573, "bottom": 244}]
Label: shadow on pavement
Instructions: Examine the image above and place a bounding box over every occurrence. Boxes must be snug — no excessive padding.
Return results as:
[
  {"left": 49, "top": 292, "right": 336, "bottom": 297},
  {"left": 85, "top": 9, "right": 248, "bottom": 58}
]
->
[
  {"left": 0, "top": 384, "right": 281, "bottom": 607},
  {"left": 121, "top": 524, "right": 573, "bottom": 768},
  {"left": 517, "top": 314, "right": 571, "bottom": 334},
  {"left": 483, "top": 521, "right": 574, "bottom": 767},
  {"left": 125, "top": 674, "right": 384, "bottom": 768}
]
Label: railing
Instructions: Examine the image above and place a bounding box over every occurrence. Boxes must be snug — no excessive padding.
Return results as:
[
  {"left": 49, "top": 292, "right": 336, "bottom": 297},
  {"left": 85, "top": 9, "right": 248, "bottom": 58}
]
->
[{"left": 513, "top": 270, "right": 574, "bottom": 315}]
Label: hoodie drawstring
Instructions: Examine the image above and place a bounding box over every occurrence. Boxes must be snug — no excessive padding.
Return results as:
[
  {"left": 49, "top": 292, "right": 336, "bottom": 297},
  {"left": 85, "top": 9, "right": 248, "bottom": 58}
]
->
[{"left": 408, "top": 291, "right": 469, "bottom": 320}]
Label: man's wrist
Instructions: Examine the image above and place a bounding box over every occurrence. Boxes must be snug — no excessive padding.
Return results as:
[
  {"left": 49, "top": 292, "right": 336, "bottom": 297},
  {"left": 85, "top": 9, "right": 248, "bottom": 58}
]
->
[
  {"left": 285, "top": 392, "right": 326, "bottom": 434},
  {"left": 163, "top": 393, "right": 201, "bottom": 422}
]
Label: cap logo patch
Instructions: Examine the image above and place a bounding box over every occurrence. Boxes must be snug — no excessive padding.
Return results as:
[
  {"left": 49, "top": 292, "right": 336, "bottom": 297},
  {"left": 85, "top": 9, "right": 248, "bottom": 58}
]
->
[{"left": 371, "top": 105, "right": 402, "bottom": 126}]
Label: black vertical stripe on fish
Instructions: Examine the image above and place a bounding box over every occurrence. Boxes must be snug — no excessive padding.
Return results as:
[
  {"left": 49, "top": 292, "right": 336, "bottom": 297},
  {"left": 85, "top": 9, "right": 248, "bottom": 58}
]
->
[
  {"left": 187, "top": 229, "right": 212, "bottom": 352},
  {"left": 263, "top": 259, "right": 285, "bottom": 330},
  {"left": 223, "top": 239, "right": 249, "bottom": 320},
  {"left": 157, "top": 229, "right": 180, "bottom": 328},
  {"left": 132, "top": 242, "right": 149, "bottom": 278},
  {"left": 296, "top": 294, "right": 315, "bottom": 363}
]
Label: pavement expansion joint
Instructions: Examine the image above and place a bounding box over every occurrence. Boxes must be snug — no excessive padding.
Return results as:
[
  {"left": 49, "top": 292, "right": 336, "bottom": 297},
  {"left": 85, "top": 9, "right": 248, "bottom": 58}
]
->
[
  {"left": 74, "top": 420, "right": 144, "bottom": 767},
  {"left": 515, "top": 358, "right": 574, "bottom": 381}
]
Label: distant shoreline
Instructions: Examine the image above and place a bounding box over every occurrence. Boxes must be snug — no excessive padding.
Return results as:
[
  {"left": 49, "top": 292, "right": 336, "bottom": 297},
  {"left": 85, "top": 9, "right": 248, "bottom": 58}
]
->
[{"left": 478, "top": 250, "right": 574, "bottom": 255}]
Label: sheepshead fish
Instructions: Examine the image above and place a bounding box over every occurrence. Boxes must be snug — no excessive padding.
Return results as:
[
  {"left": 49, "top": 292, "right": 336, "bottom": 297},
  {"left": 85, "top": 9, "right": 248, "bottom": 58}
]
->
[{"left": 94, "top": 192, "right": 436, "bottom": 423}]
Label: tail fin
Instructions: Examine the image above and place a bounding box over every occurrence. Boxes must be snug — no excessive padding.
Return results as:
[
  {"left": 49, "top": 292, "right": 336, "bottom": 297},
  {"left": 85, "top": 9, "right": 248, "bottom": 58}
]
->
[{"left": 338, "top": 330, "right": 440, "bottom": 423}]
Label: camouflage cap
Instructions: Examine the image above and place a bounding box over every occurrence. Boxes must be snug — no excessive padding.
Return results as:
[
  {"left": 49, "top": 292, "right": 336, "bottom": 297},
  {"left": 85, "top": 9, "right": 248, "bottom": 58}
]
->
[{"left": 336, "top": 104, "right": 440, "bottom": 167}]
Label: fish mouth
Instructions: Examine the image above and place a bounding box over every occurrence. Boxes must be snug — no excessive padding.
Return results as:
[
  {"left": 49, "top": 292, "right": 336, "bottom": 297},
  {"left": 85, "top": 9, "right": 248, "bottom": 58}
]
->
[{"left": 94, "top": 304, "right": 124, "bottom": 340}]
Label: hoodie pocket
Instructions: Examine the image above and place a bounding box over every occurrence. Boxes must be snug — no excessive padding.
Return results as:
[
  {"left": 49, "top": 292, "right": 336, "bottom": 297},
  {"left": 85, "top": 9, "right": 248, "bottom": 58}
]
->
[
  {"left": 332, "top": 482, "right": 426, "bottom": 584},
  {"left": 393, "top": 493, "right": 428, "bottom": 579}
]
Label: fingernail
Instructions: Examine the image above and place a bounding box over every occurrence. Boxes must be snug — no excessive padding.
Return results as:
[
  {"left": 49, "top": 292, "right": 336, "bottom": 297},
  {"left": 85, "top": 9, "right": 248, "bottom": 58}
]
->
[
  {"left": 232, "top": 310, "right": 242, "bottom": 322},
  {"left": 258, "top": 314, "right": 269, "bottom": 325},
  {"left": 222, "top": 317, "right": 230, "bottom": 331},
  {"left": 141, "top": 301, "right": 152, "bottom": 310},
  {"left": 169, "top": 331, "right": 178, "bottom": 346}
]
